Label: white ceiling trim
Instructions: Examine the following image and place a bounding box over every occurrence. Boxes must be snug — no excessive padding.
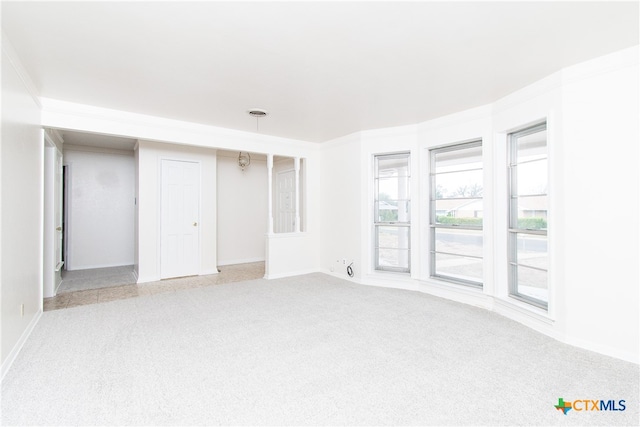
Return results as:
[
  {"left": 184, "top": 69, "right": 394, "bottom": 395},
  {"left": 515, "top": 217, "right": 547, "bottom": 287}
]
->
[
  {"left": 40, "top": 97, "right": 321, "bottom": 157},
  {"left": 2, "top": 31, "right": 41, "bottom": 108}
]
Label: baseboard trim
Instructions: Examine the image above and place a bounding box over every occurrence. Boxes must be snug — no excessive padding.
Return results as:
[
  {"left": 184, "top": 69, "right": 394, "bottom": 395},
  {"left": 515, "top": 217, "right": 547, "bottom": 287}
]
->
[
  {"left": 363, "top": 273, "right": 419, "bottom": 291},
  {"left": 320, "top": 269, "right": 364, "bottom": 285},
  {"left": 65, "top": 262, "right": 135, "bottom": 271},
  {"left": 218, "top": 257, "right": 265, "bottom": 267},
  {"left": 417, "top": 279, "right": 493, "bottom": 311},
  {"left": 264, "top": 268, "right": 319, "bottom": 280},
  {"left": 136, "top": 274, "right": 160, "bottom": 284},
  {"left": 53, "top": 277, "right": 63, "bottom": 295},
  {"left": 492, "top": 297, "right": 557, "bottom": 340},
  {"left": 563, "top": 336, "right": 639, "bottom": 365},
  {"left": 1, "top": 309, "right": 43, "bottom": 382}
]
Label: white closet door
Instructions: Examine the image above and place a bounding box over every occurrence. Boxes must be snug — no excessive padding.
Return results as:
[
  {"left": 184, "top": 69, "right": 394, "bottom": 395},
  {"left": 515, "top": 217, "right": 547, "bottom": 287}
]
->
[{"left": 161, "top": 159, "right": 200, "bottom": 279}]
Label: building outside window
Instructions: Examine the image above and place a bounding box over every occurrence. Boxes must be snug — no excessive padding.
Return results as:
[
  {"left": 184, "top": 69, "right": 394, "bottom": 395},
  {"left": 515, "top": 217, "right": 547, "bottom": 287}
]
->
[
  {"left": 429, "top": 141, "right": 483, "bottom": 286},
  {"left": 374, "top": 153, "right": 410, "bottom": 273},
  {"left": 508, "top": 122, "right": 548, "bottom": 309}
]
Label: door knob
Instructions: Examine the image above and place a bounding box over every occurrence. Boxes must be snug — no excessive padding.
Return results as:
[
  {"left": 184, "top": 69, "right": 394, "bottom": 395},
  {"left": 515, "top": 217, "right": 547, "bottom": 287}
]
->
[
  {"left": 56, "top": 227, "right": 62, "bottom": 231},
  {"left": 193, "top": 222, "right": 198, "bottom": 227}
]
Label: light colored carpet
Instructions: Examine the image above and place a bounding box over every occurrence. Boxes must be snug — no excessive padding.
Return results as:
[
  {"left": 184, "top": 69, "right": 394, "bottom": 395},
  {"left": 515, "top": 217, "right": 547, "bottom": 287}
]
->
[{"left": 2, "top": 273, "right": 638, "bottom": 425}]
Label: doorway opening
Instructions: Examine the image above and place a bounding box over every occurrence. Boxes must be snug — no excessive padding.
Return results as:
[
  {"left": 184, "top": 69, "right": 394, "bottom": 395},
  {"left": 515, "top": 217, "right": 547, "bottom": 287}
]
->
[
  {"left": 48, "top": 130, "right": 137, "bottom": 296},
  {"left": 216, "top": 150, "right": 267, "bottom": 275}
]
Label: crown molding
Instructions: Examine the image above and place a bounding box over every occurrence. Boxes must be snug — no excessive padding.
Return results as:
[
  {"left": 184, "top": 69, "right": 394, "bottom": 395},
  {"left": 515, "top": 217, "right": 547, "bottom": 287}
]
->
[
  {"left": 1, "top": 31, "right": 41, "bottom": 108},
  {"left": 562, "top": 45, "right": 639, "bottom": 87}
]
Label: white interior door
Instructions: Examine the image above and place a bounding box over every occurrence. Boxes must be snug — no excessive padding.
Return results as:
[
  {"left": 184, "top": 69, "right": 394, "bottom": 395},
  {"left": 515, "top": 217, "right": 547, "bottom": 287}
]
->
[
  {"left": 54, "top": 149, "right": 64, "bottom": 274},
  {"left": 161, "top": 160, "right": 200, "bottom": 279},
  {"left": 276, "top": 169, "right": 295, "bottom": 233},
  {"left": 43, "top": 142, "right": 64, "bottom": 297}
]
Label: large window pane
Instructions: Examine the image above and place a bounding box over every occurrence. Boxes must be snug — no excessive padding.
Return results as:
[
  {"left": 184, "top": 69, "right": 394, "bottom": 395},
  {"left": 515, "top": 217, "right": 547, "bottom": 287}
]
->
[
  {"left": 435, "top": 169, "right": 483, "bottom": 199},
  {"left": 511, "top": 264, "right": 548, "bottom": 304},
  {"left": 516, "top": 159, "right": 547, "bottom": 196},
  {"left": 434, "top": 144, "right": 482, "bottom": 173},
  {"left": 376, "top": 200, "right": 410, "bottom": 222},
  {"left": 434, "top": 229, "right": 483, "bottom": 258},
  {"left": 376, "top": 176, "right": 410, "bottom": 200},
  {"left": 430, "top": 140, "right": 483, "bottom": 287},
  {"left": 377, "top": 248, "right": 410, "bottom": 270},
  {"left": 376, "top": 156, "right": 410, "bottom": 177},
  {"left": 509, "top": 122, "right": 548, "bottom": 309},
  {"left": 377, "top": 226, "right": 409, "bottom": 249},
  {"left": 375, "top": 153, "right": 410, "bottom": 273},
  {"left": 516, "top": 130, "right": 547, "bottom": 160},
  {"left": 434, "top": 199, "right": 483, "bottom": 225},
  {"left": 516, "top": 234, "right": 548, "bottom": 270},
  {"left": 433, "top": 253, "right": 483, "bottom": 283},
  {"left": 376, "top": 226, "right": 410, "bottom": 270},
  {"left": 515, "top": 195, "right": 547, "bottom": 230}
]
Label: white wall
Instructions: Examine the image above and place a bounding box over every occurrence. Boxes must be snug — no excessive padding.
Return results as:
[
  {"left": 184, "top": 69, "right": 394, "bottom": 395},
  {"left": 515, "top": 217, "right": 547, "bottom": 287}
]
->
[
  {"left": 319, "top": 133, "right": 364, "bottom": 280},
  {"left": 64, "top": 148, "right": 135, "bottom": 270},
  {"left": 1, "top": 39, "right": 43, "bottom": 375},
  {"left": 265, "top": 233, "right": 317, "bottom": 279},
  {"left": 217, "top": 152, "right": 267, "bottom": 265},
  {"left": 137, "top": 140, "right": 218, "bottom": 283},
  {"left": 560, "top": 48, "right": 639, "bottom": 361}
]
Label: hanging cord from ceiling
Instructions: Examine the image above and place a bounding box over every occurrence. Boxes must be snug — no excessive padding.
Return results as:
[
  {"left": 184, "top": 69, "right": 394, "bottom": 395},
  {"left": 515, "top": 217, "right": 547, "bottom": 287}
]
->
[{"left": 238, "top": 109, "right": 267, "bottom": 171}]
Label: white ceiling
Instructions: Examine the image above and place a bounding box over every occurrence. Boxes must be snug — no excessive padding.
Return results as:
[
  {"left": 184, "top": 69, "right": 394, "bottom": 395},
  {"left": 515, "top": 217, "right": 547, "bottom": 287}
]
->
[{"left": 3, "top": 1, "right": 638, "bottom": 143}]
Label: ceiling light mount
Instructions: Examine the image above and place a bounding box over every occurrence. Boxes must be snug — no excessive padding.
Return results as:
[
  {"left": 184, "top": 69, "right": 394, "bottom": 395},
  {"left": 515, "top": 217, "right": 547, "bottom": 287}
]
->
[
  {"left": 248, "top": 109, "right": 268, "bottom": 118},
  {"left": 247, "top": 108, "right": 267, "bottom": 134}
]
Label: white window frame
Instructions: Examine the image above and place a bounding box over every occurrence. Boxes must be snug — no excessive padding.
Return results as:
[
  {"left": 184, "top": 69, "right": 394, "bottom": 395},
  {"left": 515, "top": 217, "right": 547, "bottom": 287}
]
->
[
  {"left": 508, "top": 122, "right": 548, "bottom": 310},
  {"left": 373, "top": 152, "right": 411, "bottom": 273},
  {"left": 429, "top": 140, "right": 483, "bottom": 287}
]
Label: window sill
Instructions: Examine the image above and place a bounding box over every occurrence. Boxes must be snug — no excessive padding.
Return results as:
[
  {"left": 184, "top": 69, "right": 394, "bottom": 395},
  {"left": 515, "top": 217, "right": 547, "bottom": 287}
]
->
[
  {"left": 364, "top": 271, "right": 417, "bottom": 290},
  {"left": 493, "top": 296, "right": 554, "bottom": 325}
]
